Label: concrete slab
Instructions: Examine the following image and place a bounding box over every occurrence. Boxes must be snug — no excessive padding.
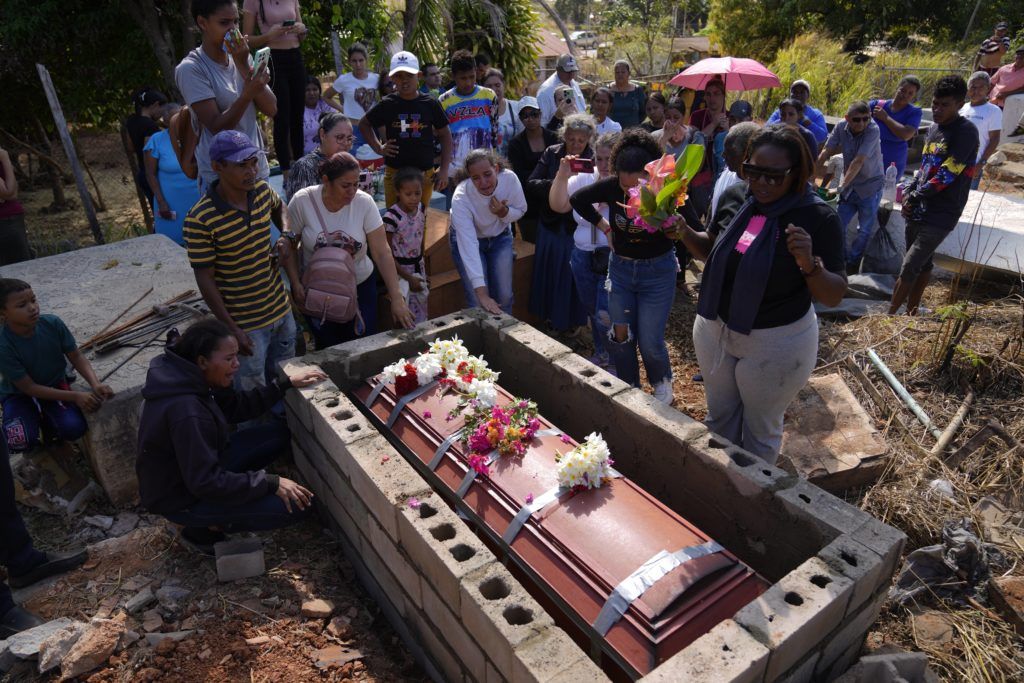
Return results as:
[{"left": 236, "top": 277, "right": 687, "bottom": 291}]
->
[
  {"left": 779, "top": 374, "right": 888, "bottom": 493},
  {"left": 0, "top": 235, "right": 197, "bottom": 505}
]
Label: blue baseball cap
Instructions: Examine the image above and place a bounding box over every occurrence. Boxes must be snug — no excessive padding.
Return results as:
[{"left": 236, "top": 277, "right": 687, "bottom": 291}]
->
[{"left": 209, "top": 130, "right": 260, "bottom": 163}]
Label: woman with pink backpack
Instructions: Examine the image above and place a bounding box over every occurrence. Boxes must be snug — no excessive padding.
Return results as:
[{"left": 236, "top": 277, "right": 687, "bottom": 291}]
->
[{"left": 283, "top": 152, "right": 414, "bottom": 348}]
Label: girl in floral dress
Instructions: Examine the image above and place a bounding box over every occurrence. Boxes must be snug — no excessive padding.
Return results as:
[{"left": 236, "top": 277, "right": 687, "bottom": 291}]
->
[{"left": 383, "top": 167, "right": 429, "bottom": 323}]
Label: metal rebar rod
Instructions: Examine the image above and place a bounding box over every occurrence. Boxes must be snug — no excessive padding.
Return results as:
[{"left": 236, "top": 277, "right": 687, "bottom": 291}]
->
[{"left": 866, "top": 347, "right": 943, "bottom": 441}]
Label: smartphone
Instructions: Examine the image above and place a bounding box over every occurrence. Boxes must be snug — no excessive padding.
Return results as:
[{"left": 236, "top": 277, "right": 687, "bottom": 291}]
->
[
  {"left": 253, "top": 47, "right": 271, "bottom": 76},
  {"left": 282, "top": 20, "right": 296, "bottom": 27},
  {"left": 561, "top": 89, "right": 573, "bottom": 105},
  {"left": 570, "top": 158, "right": 594, "bottom": 173}
]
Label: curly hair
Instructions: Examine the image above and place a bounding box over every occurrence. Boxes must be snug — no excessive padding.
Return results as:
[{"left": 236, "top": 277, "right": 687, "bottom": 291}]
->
[
  {"left": 934, "top": 75, "right": 968, "bottom": 101},
  {"left": 450, "top": 49, "right": 475, "bottom": 76},
  {"left": 610, "top": 129, "right": 662, "bottom": 174}
]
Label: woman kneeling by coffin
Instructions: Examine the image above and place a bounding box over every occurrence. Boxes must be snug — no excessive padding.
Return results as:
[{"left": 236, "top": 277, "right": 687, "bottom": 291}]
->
[{"left": 136, "top": 318, "right": 325, "bottom": 553}]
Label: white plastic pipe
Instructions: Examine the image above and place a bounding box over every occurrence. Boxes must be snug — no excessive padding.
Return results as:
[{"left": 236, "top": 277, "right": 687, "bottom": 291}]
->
[{"left": 866, "top": 348, "right": 943, "bottom": 441}]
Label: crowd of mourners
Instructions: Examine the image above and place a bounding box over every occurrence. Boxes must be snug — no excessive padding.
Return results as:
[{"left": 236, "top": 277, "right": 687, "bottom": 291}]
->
[{"left": 1, "top": 0, "right": 1021, "bottom": 636}]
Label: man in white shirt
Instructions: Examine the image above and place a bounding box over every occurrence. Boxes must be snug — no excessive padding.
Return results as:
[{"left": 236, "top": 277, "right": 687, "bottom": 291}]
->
[
  {"left": 537, "top": 54, "right": 587, "bottom": 127},
  {"left": 960, "top": 71, "right": 1003, "bottom": 189}
]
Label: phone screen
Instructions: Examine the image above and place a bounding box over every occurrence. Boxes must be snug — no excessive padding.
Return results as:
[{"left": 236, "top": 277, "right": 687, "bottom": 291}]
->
[
  {"left": 282, "top": 20, "right": 296, "bottom": 26},
  {"left": 569, "top": 158, "right": 594, "bottom": 173}
]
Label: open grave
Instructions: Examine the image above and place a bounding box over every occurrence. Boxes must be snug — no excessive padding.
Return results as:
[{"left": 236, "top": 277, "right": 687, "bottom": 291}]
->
[{"left": 281, "top": 310, "right": 907, "bottom": 682}]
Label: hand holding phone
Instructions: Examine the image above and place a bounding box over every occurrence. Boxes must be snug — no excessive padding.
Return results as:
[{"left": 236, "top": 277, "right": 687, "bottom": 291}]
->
[
  {"left": 253, "top": 47, "right": 271, "bottom": 77},
  {"left": 569, "top": 157, "right": 594, "bottom": 173}
]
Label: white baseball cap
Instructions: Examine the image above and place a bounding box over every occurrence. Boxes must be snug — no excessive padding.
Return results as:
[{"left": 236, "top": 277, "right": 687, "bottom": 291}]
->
[{"left": 389, "top": 51, "right": 420, "bottom": 77}]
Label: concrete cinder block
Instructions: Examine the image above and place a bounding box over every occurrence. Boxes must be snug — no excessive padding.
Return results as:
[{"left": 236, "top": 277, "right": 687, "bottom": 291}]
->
[
  {"left": 278, "top": 358, "right": 328, "bottom": 431},
  {"left": 215, "top": 538, "right": 265, "bottom": 582},
  {"left": 460, "top": 564, "right": 556, "bottom": 680},
  {"left": 775, "top": 481, "right": 870, "bottom": 543},
  {"left": 406, "top": 602, "right": 465, "bottom": 683},
  {"left": 479, "top": 321, "right": 573, "bottom": 398},
  {"left": 734, "top": 557, "right": 855, "bottom": 681},
  {"left": 397, "top": 491, "right": 493, "bottom": 612},
  {"left": 817, "top": 536, "right": 886, "bottom": 615},
  {"left": 312, "top": 313, "right": 483, "bottom": 390},
  {"left": 422, "top": 584, "right": 488, "bottom": 681},
  {"left": 363, "top": 514, "right": 423, "bottom": 611},
  {"left": 508, "top": 629, "right": 602, "bottom": 683},
  {"left": 815, "top": 586, "right": 888, "bottom": 678},
  {"left": 849, "top": 518, "right": 906, "bottom": 586},
  {"left": 642, "top": 619, "right": 768, "bottom": 683},
  {"left": 337, "top": 432, "right": 432, "bottom": 542},
  {"left": 308, "top": 390, "right": 377, "bottom": 463},
  {"left": 775, "top": 650, "right": 820, "bottom": 683}
]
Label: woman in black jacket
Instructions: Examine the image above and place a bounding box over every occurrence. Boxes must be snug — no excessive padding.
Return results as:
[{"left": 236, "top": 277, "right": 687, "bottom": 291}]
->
[
  {"left": 136, "top": 318, "right": 325, "bottom": 552},
  {"left": 526, "top": 112, "right": 595, "bottom": 332}
]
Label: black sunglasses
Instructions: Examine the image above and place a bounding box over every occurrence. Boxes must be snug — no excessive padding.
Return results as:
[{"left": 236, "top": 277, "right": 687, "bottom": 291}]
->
[
  {"left": 849, "top": 116, "right": 870, "bottom": 123},
  {"left": 519, "top": 110, "right": 540, "bottom": 119},
  {"left": 742, "top": 163, "right": 793, "bottom": 186}
]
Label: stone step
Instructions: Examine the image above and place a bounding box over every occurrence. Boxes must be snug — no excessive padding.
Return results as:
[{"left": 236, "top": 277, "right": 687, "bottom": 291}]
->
[
  {"left": 998, "top": 142, "right": 1024, "bottom": 164},
  {"left": 986, "top": 159, "right": 1024, "bottom": 184}
]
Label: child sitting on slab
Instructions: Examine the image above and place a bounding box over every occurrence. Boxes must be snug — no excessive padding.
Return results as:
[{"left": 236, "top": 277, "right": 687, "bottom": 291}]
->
[{"left": 0, "top": 278, "right": 113, "bottom": 453}]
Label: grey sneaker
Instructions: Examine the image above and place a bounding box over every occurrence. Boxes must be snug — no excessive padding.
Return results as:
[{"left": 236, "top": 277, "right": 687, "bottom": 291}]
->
[{"left": 653, "top": 379, "right": 674, "bottom": 405}]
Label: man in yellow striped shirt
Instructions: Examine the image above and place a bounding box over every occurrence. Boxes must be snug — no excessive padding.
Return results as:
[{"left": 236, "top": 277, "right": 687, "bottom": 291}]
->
[{"left": 183, "top": 131, "right": 296, "bottom": 391}]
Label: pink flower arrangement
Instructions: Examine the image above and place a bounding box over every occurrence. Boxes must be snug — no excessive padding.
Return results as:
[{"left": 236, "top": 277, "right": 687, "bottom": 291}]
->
[
  {"left": 460, "top": 399, "right": 540, "bottom": 479},
  {"left": 619, "top": 145, "right": 705, "bottom": 234}
]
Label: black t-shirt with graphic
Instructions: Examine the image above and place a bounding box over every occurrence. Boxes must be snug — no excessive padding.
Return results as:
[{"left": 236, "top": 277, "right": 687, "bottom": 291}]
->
[
  {"left": 570, "top": 175, "right": 675, "bottom": 259},
  {"left": 365, "top": 93, "right": 449, "bottom": 170}
]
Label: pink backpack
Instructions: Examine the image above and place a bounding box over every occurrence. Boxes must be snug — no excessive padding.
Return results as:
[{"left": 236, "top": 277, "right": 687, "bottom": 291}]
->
[{"left": 301, "top": 199, "right": 364, "bottom": 331}]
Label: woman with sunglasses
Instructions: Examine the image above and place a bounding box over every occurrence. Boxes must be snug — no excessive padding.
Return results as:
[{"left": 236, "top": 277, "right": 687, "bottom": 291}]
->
[
  {"left": 677, "top": 125, "right": 847, "bottom": 463},
  {"left": 507, "top": 97, "right": 558, "bottom": 243},
  {"left": 284, "top": 111, "right": 355, "bottom": 200}
]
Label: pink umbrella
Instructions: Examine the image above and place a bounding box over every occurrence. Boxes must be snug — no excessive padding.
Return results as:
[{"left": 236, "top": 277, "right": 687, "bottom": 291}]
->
[{"left": 668, "top": 57, "right": 781, "bottom": 91}]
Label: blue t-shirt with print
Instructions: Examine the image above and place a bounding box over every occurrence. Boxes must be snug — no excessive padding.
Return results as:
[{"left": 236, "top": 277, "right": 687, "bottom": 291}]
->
[{"left": 0, "top": 314, "right": 77, "bottom": 397}]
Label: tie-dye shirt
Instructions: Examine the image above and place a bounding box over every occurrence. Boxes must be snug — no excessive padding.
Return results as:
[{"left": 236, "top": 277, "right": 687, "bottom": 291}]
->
[
  {"left": 904, "top": 116, "right": 979, "bottom": 229},
  {"left": 440, "top": 85, "right": 498, "bottom": 168}
]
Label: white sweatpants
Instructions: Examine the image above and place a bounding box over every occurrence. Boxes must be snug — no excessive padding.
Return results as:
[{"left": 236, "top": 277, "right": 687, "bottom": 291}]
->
[{"left": 692, "top": 307, "right": 818, "bottom": 464}]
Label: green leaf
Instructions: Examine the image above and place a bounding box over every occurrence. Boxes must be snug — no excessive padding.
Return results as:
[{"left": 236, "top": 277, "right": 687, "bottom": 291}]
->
[
  {"left": 640, "top": 187, "right": 658, "bottom": 215},
  {"left": 656, "top": 177, "right": 685, "bottom": 208},
  {"left": 679, "top": 145, "right": 705, "bottom": 181}
]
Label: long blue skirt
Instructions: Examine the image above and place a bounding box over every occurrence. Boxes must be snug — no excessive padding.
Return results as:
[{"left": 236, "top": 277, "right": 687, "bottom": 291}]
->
[{"left": 528, "top": 221, "right": 587, "bottom": 331}]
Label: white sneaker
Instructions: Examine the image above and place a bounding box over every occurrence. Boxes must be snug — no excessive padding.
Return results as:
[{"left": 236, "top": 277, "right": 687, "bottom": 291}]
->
[{"left": 653, "top": 379, "right": 674, "bottom": 405}]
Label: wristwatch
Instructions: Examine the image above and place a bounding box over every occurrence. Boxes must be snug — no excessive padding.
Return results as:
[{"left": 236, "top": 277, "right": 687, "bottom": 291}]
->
[
  {"left": 800, "top": 256, "right": 824, "bottom": 277},
  {"left": 280, "top": 229, "right": 300, "bottom": 245}
]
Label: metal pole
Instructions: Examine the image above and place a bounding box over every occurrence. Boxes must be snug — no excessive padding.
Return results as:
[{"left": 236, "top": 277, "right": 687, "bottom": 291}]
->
[
  {"left": 962, "top": 0, "right": 983, "bottom": 43},
  {"left": 36, "top": 63, "right": 104, "bottom": 245},
  {"left": 866, "top": 348, "right": 943, "bottom": 441}
]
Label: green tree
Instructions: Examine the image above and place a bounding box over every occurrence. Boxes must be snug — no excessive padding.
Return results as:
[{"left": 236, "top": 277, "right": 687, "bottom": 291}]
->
[{"left": 399, "top": 0, "right": 542, "bottom": 91}]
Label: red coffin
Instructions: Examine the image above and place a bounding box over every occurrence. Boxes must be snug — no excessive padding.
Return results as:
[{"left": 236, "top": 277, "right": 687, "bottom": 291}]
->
[{"left": 354, "top": 377, "right": 769, "bottom": 680}]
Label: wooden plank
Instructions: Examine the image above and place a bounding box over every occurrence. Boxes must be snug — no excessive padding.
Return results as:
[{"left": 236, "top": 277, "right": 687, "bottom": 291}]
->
[{"left": 36, "top": 63, "right": 103, "bottom": 244}]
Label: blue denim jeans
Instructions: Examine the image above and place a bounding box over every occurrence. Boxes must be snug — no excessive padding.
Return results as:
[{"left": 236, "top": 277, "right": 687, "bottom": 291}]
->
[
  {"left": 970, "top": 161, "right": 985, "bottom": 190},
  {"left": 163, "top": 422, "right": 310, "bottom": 533},
  {"left": 838, "top": 188, "right": 883, "bottom": 264},
  {"left": 3, "top": 387, "right": 88, "bottom": 453},
  {"left": 235, "top": 313, "right": 297, "bottom": 393},
  {"left": 569, "top": 247, "right": 610, "bottom": 359},
  {"left": 449, "top": 228, "right": 514, "bottom": 314},
  {"left": 605, "top": 250, "right": 677, "bottom": 387}
]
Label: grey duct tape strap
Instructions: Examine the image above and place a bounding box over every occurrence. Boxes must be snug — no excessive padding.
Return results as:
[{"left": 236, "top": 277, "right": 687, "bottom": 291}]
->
[
  {"left": 386, "top": 380, "right": 439, "bottom": 428},
  {"left": 591, "top": 540, "right": 724, "bottom": 636},
  {"left": 429, "top": 429, "right": 464, "bottom": 470},
  {"left": 502, "top": 468, "right": 623, "bottom": 545},
  {"left": 364, "top": 378, "right": 388, "bottom": 408},
  {"left": 456, "top": 450, "right": 500, "bottom": 498}
]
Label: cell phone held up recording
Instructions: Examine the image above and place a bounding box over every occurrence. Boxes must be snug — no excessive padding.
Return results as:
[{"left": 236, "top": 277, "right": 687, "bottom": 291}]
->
[
  {"left": 282, "top": 20, "right": 296, "bottom": 27},
  {"left": 569, "top": 157, "right": 594, "bottom": 173},
  {"left": 561, "top": 89, "right": 574, "bottom": 105},
  {"left": 253, "top": 47, "right": 271, "bottom": 76}
]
